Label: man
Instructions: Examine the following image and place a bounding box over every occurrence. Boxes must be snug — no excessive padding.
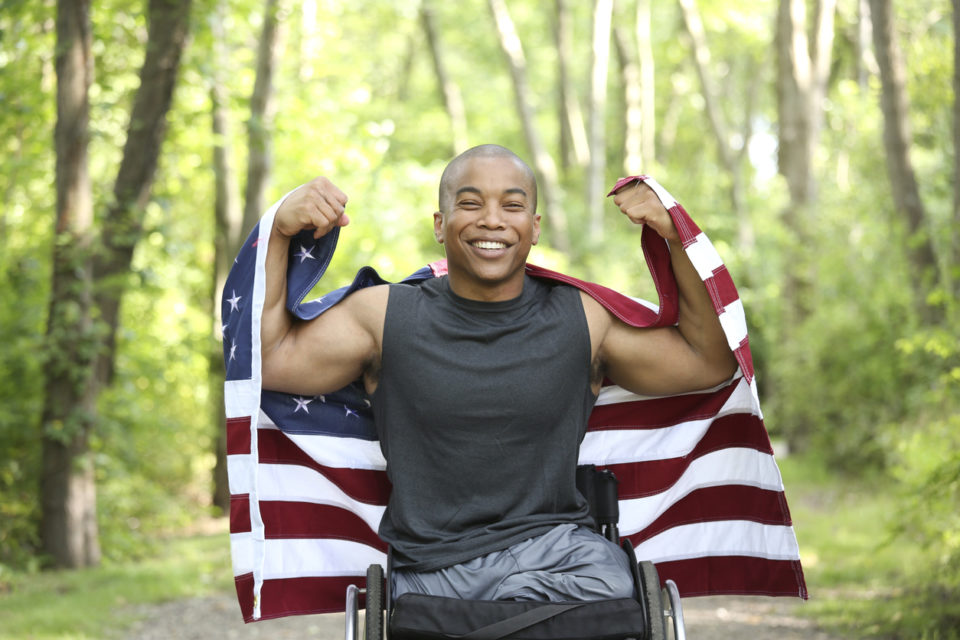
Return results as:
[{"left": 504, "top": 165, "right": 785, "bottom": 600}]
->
[{"left": 259, "top": 144, "right": 737, "bottom": 602}]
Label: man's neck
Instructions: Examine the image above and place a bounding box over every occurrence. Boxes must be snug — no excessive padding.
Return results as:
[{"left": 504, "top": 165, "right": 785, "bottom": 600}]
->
[{"left": 445, "top": 270, "right": 526, "bottom": 302}]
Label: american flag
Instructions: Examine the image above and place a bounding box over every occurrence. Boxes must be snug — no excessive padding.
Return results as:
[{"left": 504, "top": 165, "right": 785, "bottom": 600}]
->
[{"left": 222, "top": 176, "right": 807, "bottom": 622}]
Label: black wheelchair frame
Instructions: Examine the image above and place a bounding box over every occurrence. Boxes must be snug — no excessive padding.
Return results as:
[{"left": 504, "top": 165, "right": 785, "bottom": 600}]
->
[{"left": 345, "top": 466, "right": 686, "bottom": 640}]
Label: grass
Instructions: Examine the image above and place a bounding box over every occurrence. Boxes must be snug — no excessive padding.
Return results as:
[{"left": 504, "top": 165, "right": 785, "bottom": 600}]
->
[
  {"left": 0, "top": 523, "right": 234, "bottom": 640},
  {"left": 779, "top": 454, "right": 960, "bottom": 639}
]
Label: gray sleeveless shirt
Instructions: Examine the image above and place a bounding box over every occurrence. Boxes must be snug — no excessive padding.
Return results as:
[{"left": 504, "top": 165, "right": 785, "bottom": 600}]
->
[{"left": 370, "top": 275, "right": 597, "bottom": 571}]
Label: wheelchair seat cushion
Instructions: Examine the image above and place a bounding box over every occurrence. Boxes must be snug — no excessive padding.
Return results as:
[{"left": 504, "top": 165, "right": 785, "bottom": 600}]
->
[{"left": 389, "top": 593, "right": 647, "bottom": 640}]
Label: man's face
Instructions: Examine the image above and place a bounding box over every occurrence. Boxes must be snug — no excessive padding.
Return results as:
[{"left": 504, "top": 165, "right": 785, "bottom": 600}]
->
[{"left": 434, "top": 155, "right": 541, "bottom": 301}]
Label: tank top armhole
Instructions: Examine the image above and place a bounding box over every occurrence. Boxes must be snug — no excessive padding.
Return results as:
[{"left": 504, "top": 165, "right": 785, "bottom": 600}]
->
[{"left": 561, "top": 285, "right": 597, "bottom": 401}]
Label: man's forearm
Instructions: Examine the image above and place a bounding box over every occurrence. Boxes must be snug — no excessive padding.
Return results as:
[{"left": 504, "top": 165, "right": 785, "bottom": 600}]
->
[
  {"left": 260, "top": 224, "right": 293, "bottom": 354},
  {"left": 669, "top": 239, "right": 737, "bottom": 373}
]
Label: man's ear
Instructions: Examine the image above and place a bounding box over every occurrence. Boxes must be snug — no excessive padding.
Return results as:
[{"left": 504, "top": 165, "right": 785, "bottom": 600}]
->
[
  {"left": 531, "top": 214, "right": 541, "bottom": 246},
  {"left": 433, "top": 211, "right": 444, "bottom": 243}
]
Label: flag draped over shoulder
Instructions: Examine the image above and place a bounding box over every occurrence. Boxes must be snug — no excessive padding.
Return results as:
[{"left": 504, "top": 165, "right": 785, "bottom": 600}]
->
[{"left": 221, "top": 176, "right": 807, "bottom": 623}]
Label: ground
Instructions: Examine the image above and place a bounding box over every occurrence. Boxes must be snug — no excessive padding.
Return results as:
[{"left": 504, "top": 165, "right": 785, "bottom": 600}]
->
[{"left": 122, "top": 592, "right": 842, "bottom": 639}]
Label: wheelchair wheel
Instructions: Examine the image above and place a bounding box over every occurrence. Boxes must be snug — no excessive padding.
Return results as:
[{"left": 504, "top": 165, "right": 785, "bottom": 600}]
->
[
  {"left": 638, "top": 561, "right": 665, "bottom": 640},
  {"left": 662, "top": 579, "right": 686, "bottom": 640},
  {"left": 365, "top": 564, "right": 384, "bottom": 640}
]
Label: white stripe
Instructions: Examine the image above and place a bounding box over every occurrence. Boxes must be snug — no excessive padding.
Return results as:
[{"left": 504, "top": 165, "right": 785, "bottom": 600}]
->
[
  {"left": 259, "top": 538, "right": 387, "bottom": 580},
  {"left": 256, "top": 463, "right": 386, "bottom": 531},
  {"left": 616, "top": 448, "right": 785, "bottom": 536},
  {"left": 257, "top": 411, "right": 388, "bottom": 470},
  {"left": 580, "top": 378, "right": 760, "bottom": 464},
  {"left": 227, "top": 454, "right": 255, "bottom": 495},
  {"left": 230, "top": 531, "right": 256, "bottom": 576},
  {"left": 633, "top": 520, "right": 800, "bottom": 564},
  {"left": 684, "top": 232, "right": 724, "bottom": 281},
  {"left": 749, "top": 377, "right": 764, "bottom": 419},
  {"left": 719, "top": 298, "right": 748, "bottom": 351},
  {"left": 624, "top": 295, "right": 660, "bottom": 314},
  {"left": 225, "top": 379, "right": 262, "bottom": 418},
  {"left": 594, "top": 373, "right": 743, "bottom": 407},
  {"left": 640, "top": 177, "right": 678, "bottom": 210},
  {"left": 247, "top": 190, "right": 297, "bottom": 620},
  {"left": 288, "top": 432, "right": 387, "bottom": 470}
]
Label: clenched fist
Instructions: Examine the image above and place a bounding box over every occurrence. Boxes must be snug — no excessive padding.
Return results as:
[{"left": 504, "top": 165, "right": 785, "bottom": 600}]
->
[
  {"left": 274, "top": 177, "right": 350, "bottom": 239},
  {"left": 611, "top": 180, "right": 679, "bottom": 243}
]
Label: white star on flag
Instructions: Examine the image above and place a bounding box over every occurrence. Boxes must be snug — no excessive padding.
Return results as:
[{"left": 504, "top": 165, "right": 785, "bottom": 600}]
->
[
  {"left": 227, "top": 290, "right": 242, "bottom": 312},
  {"left": 295, "top": 244, "right": 316, "bottom": 263},
  {"left": 229, "top": 341, "right": 237, "bottom": 361},
  {"left": 344, "top": 407, "right": 358, "bottom": 418},
  {"left": 293, "top": 396, "right": 313, "bottom": 413}
]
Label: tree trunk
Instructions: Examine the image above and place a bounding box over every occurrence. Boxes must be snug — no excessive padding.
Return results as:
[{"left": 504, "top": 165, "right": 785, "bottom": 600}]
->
[
  {"left": 554, "top": 0, "right": 589, "bottom": 172},
  {"left": 677, "top": 0, "right": 735, "bottom": 172},
  {"left": 677, "top": 0, "right": 754, "bottom": 247},
  {"left": 777, "top": 0, "right": 814, "bottom": 207},
  {"left": 775, "top": 0, "right": 835, "bottom": 305},
  {"left": 774, "top": 0, "right": 834, "bottom": 451},
  {"left": 421, "top": 2, "right": 469, "bottom": 155},
  {"left": 487, "top": 0, "right": 569, "bottom": 253},
  {"left": 41, "top": 0, "right": 190, "bottom": 568},
  {"left": 869, "top": 0, "right": 940, "bottom": 315},
  {"left": 41, "top": 0, "right": 99, "bottom": 569},
  {"left": 954, "top": 0, "right": 960, "bottom": 307},
  {"left": 587, "top": 0, "right": 613, "bottom": 243},
  {"left": 209, "top": 0, "right": 242, "bottom": 514},
  {"left": 857, "top": 0, "right": 874, "bottom": 89},
  {"left": 635, "top": 0, "right": 655, "bottom": 168},
  {"left": 93, "top": 0, "right": 192, "bottom": 387},
  {"left": 243, "top": 0, "right": 285, "bottom": 233},
  {"left": 613, "top": 23, "right": 642, "bottom": 175}
]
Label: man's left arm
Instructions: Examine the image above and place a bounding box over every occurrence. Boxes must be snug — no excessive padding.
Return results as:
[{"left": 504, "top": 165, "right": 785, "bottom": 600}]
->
[{"left": 589, "top": 181, "right": 737, "bottom": 396}]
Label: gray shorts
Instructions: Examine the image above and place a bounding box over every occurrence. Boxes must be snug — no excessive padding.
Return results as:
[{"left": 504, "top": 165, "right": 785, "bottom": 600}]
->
[{"left": 391, "top": 524, "right": 635, "bottom": 602}]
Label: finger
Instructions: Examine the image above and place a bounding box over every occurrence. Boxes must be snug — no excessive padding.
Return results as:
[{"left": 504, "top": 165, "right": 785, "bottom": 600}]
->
[
  {"left": 313, "top": 198, "right": 344, "bottom": 228},
  {"left": 311, "top": 177, "right": 348, "bottom": 208}
]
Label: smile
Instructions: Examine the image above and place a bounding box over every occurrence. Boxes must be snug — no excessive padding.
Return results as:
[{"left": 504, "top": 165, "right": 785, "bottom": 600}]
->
[{"left": 471, "top": 240, "right": 508, "bottom": 250}]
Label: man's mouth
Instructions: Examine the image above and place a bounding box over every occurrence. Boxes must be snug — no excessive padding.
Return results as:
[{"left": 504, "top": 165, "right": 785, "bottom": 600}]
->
[{"left": 470, "top": 240, "right": 508, "bottom": 250}]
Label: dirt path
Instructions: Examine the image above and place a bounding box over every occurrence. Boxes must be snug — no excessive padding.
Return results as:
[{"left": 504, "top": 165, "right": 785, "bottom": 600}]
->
[{"left": 121, "top": 592, "right": 841, "bottom": 639}]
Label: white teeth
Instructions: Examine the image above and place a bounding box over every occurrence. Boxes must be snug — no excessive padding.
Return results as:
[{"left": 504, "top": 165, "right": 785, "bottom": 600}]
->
[{"left": 473, "top": 240, "right": 507, "bottom": 250}]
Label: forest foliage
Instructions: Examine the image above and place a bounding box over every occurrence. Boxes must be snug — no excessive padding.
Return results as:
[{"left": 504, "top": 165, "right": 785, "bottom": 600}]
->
[{"left": 0, "top": 0, "right": 957, "bottom": 634}]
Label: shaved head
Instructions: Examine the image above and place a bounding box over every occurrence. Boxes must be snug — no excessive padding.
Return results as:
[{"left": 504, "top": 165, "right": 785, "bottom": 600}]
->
[{"left": 438, "top": 144, "right": 538, "bottom": 215}]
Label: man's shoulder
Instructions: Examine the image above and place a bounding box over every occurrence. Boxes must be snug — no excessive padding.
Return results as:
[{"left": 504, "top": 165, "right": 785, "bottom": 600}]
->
[{"left": 342, "top": 282, "right": 391, "bottom": 315}]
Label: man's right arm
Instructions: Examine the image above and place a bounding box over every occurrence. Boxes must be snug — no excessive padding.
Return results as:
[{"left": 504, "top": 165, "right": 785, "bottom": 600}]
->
[{"left": 260, "top": 177, "right": 387, "bottom": 396}]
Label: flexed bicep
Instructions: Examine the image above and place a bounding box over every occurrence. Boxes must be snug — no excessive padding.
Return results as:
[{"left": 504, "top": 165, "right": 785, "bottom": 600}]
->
[
  {"left": 597, "top": 314, "right": 736, "bottom": 397},
  {"left": 262, "top": 285, "right": 388, "bottom": 397}
]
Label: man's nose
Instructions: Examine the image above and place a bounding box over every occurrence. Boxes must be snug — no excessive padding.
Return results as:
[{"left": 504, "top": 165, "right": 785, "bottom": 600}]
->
[{"left": 477, "top": 203, "right": 506, "bottom": 228}]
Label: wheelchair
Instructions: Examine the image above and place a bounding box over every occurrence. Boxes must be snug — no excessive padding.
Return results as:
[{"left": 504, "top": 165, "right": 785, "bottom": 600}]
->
[{"left": 345, "top": 466, "right": 686, "bottom": 640}]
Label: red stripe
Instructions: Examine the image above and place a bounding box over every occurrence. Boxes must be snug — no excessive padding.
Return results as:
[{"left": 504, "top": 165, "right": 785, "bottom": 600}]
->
[
  {"left": 671, "top": 203, "right": 702, "bottom": 247},
  {"left": 258, "top": 501, "right": 387, "bottom": 551},
  {"left": 628, "top": 485, "right": 792, "bottom": 544},
  {"left": 733, "top": 336, "right": 755, "bottom": 383},
  {"left": 603, "top": 413, "right": 773, "bottom": 499},
  {"left": 234, "top": 572, "right": 256, "bottom": 621},
  {"left": 525, "top": 264, "right": 661, "bottom": 328},
  {"left": 257, "top": 428, "right": 392, "bottom": 504},
  {"left": 588, "top": 382, "right": 738, "bottom": 430},
  {"left": 654, "top": 555, "right": 808, "bottom": 599},
  {"left": 226, "top": 416, "right": 251, "bottom": 455},
  {"left": 242, "top": 575, "right": 371, "bottom": 622},
  {"left": 705, "top": 266, "right": 739, "bottom": 314},
  {"left": 238, "top": 556, "right": 807, "bottom": 621},
  {"left": 230, "top": 494, "right": 251, "bottom": 534}
]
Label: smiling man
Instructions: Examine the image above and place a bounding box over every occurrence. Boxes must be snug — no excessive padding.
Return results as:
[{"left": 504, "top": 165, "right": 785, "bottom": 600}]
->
[{"left": 259, "top": 144, "right": 737, "bottom": 603}]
